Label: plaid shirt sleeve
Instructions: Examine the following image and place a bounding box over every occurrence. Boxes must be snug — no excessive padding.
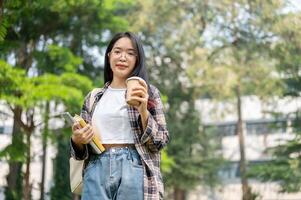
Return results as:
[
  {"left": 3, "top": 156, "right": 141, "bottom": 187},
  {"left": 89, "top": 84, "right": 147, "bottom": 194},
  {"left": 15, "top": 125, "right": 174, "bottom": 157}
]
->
[
  {"left": 70, "top": 139, "right": 89, "bottom": 160},
  {"left": 139, "top": 85, "right": 169, "bottom": 152},
  {"left": 70, "top": 91, "right": 92, "bottom": 160}
]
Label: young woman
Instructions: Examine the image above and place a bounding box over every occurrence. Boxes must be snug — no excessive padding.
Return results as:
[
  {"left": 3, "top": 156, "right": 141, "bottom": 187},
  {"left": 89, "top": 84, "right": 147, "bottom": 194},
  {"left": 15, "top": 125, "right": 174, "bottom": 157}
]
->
[{"left": 70, "top": 32, "right": 169, "bottom": 200}]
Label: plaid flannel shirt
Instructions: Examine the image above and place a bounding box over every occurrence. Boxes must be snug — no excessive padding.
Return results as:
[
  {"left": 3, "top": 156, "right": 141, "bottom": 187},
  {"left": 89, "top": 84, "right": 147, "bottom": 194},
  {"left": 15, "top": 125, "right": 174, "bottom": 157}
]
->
[{"left": 70, "top": 82, "right": 170, "bottom": 200}]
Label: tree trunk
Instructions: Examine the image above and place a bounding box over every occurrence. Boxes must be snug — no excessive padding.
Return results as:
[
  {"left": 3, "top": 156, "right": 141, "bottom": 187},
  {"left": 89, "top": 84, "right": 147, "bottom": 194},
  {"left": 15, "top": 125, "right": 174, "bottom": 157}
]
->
[
  {"left": 174, "top": 187, "right": 186, "bottom": 200},
  {"left": 5, "top": 106, "right": 24, "bottom": 199},
  {"left": 235, "top": 85, "right": 251, "bottom": 200},
  {"left": 72, "top": 194, "right": 81, "bottom": 200},
  {"left": 23, "top": 131, "right": 31, "bottom": 200},
  {"left": 40, "top": 102, "right": 50, "bottom": 200},
  {"left": 23, "top": 110, "right": 35, "bottom": 200}
]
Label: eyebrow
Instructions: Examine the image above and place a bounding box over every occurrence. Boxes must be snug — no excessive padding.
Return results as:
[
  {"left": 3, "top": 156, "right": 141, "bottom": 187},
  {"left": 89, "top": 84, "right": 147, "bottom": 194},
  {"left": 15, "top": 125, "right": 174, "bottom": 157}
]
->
[{"left": 113, "top": 46, "right": 136, "bottom": 52}]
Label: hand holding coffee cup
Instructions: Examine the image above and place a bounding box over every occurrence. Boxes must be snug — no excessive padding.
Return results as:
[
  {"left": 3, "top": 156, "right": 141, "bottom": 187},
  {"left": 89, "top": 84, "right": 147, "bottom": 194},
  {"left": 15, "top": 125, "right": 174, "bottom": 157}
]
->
[{"left": 126, "top": 76, "right": 148, "bottom": 107}]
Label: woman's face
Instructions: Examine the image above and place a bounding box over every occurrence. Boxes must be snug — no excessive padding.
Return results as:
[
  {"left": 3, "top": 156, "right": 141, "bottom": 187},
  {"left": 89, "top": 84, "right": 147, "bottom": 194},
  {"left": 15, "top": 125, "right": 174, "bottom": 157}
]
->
[{"left": 109, "top": 37, "right": 137, "bottom": 81}]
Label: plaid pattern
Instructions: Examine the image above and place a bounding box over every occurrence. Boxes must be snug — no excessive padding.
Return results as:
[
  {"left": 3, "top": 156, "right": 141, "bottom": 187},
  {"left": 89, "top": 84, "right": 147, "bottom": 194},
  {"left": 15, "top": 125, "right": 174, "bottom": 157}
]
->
[{"left": 70, "top": 82, "right": 170, "bottom": 200}]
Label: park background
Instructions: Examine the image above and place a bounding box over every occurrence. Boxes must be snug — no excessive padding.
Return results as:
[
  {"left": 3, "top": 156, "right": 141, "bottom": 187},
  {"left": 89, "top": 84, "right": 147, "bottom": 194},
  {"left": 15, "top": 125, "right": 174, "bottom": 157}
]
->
[{"left": 1, "top": 0, "right": 301, "bottom": 200}]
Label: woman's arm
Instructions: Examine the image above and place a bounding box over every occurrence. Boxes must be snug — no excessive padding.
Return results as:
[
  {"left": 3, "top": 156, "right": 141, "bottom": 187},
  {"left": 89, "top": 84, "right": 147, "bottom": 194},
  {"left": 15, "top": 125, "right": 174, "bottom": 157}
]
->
[
  {"left": 139, "top": 85, "right": 170, "bottom": 152},
  {"left": 70, "top": 92, "right": 92, "bottom": 160}
]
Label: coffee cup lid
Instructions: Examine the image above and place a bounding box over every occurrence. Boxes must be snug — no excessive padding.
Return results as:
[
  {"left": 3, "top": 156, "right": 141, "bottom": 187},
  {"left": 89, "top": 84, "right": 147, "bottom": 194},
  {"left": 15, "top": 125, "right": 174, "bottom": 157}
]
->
[{"left": 126, "top": 76, "right": 145, "bottom": 85}]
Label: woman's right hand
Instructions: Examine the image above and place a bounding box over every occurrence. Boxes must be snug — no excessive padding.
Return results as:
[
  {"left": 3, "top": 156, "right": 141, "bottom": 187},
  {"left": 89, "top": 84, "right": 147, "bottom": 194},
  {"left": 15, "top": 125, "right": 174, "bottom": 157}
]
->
[{"left": 71, "top": 122, "right": 94, "bottom": 149}]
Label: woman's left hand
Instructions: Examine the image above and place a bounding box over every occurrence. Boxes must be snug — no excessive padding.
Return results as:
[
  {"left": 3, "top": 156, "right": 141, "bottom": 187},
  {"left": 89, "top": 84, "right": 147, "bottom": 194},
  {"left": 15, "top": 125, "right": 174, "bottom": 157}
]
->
[{"left": 129, "top": 79, "right": 149, "bottom": 118}]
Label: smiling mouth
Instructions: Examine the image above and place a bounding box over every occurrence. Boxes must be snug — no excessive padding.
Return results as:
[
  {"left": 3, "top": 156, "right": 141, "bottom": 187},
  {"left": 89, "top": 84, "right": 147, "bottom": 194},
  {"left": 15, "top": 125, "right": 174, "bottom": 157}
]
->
[{"left": 116, "top": 64, "right": 127, "bottom": 68}]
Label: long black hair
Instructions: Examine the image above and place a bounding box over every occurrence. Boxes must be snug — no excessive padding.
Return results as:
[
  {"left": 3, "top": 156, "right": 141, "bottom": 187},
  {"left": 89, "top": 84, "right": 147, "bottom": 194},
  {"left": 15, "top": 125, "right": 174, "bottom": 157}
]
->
[{"left": 104, "top": 32, "right": 149, "bottom": 85}]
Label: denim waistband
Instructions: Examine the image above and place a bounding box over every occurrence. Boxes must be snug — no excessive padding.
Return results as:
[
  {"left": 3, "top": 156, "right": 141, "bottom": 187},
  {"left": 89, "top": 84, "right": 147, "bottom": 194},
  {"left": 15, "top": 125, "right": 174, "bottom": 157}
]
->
[{"left": 90, "top": 146, "right": 137, "bottom": 159}]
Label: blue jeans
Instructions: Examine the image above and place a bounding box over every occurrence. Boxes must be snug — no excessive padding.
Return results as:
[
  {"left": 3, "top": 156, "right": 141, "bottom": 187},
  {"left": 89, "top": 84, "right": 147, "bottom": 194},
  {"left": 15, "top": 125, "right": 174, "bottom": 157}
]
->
[{"left": 81, "top": 147, "right": 144, "bottom": 200}]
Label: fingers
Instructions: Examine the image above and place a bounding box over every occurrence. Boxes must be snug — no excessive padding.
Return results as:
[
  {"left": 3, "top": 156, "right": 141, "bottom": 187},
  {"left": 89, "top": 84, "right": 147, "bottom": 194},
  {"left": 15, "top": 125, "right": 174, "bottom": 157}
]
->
[
  {"left": 81, "top": 127, "right": 94, "bottom": 144},
  {"left": 131, "top": 85, "right": 148, "bottom": 96},
  {"left": 131, "top": 90, "right": 149, "bottom": 98},
  {"left": 132, "top": 85, "right": 147, "bottom": 93},
  {"left": 130, "top": 96, "right": 148, "bottom": 104},
  {"left": 85, "top": 130, "right": 94, "bottom": 143},
  {"left": 72, "top": 124, "right": 94, "bottom": 144},
  {"left": 72, "top": 122, "right": 81, "bottom": 132},
  {"left": 138, "top": 79, "right": 148, "bottom": 89},
  {"left": 79, "top": 124, "right": 91, "bottom": 134}
]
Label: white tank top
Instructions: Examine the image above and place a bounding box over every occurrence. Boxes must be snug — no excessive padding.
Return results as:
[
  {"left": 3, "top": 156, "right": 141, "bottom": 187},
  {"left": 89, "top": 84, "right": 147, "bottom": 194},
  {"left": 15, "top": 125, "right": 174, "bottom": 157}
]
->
[{"left": 91, "top": 86, "right": 135, "bottom": 144}]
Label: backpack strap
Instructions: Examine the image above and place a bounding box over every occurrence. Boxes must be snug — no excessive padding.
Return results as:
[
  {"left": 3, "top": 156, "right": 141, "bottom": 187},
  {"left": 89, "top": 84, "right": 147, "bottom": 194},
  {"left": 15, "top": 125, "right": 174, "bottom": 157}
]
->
[{"left": 88, "top": 88, "right": 102, "bottom": 113}]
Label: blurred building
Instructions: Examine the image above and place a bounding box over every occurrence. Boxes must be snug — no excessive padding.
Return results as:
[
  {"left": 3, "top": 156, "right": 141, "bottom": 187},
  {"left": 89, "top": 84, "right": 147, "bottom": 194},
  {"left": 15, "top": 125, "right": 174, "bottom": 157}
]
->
[{"left": 188, "top": 96, "right": 301, "bottom": 200}]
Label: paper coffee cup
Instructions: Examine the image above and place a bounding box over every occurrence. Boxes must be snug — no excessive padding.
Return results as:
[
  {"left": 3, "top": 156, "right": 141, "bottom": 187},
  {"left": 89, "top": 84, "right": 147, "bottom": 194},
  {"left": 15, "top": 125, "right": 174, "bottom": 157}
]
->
[{"left": 126, "top": 76, "right": 145, "bottom": 106}]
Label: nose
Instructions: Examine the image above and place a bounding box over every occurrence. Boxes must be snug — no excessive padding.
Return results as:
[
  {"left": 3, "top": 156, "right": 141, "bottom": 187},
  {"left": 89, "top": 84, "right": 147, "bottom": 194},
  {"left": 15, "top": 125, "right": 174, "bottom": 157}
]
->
[{"left": 119, "top": 52, "right": 127, "bottom": 61}]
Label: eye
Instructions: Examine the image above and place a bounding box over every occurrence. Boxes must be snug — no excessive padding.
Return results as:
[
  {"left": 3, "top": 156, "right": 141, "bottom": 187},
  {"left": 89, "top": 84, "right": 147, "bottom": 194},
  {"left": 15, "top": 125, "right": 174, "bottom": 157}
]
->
[
  {"left": 113, "top": 49, "right": 121, "bottom": 55},
  {"left": 128, "top": 51, "right": 137, "bottom": 57}
]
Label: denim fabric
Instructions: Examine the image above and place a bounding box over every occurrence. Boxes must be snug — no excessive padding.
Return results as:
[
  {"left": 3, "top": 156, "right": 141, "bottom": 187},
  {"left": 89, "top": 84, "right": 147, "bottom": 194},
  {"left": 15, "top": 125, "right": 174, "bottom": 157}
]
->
[{"left": 81, "top": 147, "right": 144, "bottom": 200}]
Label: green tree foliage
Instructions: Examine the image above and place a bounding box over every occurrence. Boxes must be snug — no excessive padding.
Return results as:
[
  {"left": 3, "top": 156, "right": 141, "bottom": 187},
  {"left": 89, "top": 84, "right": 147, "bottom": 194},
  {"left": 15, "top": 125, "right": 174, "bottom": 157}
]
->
[
  {"left": 248, "top": 136, "right": 301, "bottom": 192},
  {"left": 1, "top": 0, "right": 133, "bottom": 76},
  {"left": 0, "top": 59, "right": 92, "bottom": 199},
  {"left": 165, "top": 90, "right": 224, "bottom": 190},
  {"left": 248, "top": 7, "right": 301, "bottom": 193},
  {"left": 0, "top": 18, "right": 8, "bottom": 42},
  {"left": 0, "top": 61, "right": 27, "bottom": 162},
  {"left": 0, "top": 0, "right": 7, "bottom": 41},
  {"left": 186, "top": 1, "right": 285, "bottom": 199},
  {"left": 34, "top": 45, "right": 82, "bottom": 74}
]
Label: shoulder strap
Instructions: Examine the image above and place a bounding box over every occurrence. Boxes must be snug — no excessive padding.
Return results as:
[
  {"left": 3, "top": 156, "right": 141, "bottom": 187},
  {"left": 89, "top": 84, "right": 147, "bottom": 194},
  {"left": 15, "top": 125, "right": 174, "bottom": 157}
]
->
[{"left": 88, "top": 88, "right": 102, "bottom": 113}]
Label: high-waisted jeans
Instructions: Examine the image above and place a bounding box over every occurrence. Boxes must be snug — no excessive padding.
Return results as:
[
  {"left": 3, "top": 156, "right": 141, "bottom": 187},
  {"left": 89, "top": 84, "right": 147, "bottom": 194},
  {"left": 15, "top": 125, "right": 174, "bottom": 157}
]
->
[{"left": 81, "top": 147, "right": 144, "bottom": 200}]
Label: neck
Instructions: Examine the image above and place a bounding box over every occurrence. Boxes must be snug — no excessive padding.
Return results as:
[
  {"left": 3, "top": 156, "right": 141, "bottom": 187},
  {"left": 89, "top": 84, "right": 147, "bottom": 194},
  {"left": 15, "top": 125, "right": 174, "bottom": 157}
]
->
[{"left": 110, "top": 78, "right": 127, "bottom": 88}]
